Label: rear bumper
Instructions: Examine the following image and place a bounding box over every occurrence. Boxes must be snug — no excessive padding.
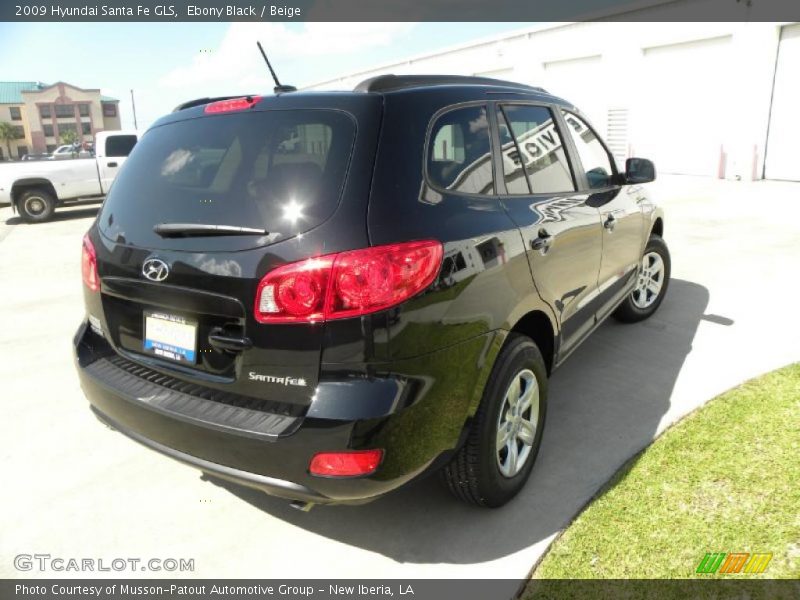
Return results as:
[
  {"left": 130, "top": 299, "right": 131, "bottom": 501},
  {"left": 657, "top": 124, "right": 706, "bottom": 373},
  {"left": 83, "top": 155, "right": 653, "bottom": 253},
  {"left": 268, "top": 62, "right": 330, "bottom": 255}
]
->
[
  {"left": 91, "top": 406, "right": 331, "bottom": 504},
  {"left": 74, "top": 320, "right": 488, "bottom": 504}
]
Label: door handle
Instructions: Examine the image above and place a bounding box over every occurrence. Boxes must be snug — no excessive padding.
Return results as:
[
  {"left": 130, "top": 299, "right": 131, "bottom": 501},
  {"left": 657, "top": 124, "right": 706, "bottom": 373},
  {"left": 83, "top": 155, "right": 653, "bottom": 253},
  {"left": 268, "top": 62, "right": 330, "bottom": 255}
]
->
[
  {"left": 603, "top": 214, "right": 616, "bottom": 231},
  {"left": 531, "top": 230, "right": 552, "bottom": 251},
  {"left": 107, "top": 161, "right": 118, "bottom": 168},
  {"left": 208, "top": 332, "right": 252, "bottom": 353}
]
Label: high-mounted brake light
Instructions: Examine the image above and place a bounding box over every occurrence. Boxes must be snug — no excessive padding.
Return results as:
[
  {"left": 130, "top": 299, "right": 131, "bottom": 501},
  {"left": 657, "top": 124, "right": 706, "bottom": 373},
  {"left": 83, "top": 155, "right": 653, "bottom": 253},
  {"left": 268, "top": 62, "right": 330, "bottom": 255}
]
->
[
  {"left": 309, "top": 449, "right": 383, "bottom": 478},
  {"left": 254, "top": 240, "right": 443, "bottom": 324},
  {"left": 81, "top": 234, "right": 99, "bottom": 292},
  {"left": 204, "top": 95, "right": 262, "bottom": 114}
]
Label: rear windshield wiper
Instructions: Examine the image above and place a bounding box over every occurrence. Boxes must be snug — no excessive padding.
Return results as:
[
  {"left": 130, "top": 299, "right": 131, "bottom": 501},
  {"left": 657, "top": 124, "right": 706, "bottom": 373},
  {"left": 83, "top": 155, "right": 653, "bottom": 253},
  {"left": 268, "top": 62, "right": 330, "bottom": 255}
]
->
[{"left": 153, "top": 223, "right": 269, "bottom": 238}]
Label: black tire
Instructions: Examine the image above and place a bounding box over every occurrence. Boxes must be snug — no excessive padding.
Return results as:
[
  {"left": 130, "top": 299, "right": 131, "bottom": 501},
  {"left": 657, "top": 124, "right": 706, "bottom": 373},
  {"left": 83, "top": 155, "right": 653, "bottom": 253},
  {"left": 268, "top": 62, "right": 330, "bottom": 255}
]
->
[
  {"left": 18, "top": 188, "right": 56, "bottom": 223},
  {"left": 442, "top": 333, "right": 548, "bottom": 507},
  {"left": 613, "top": 234, "right": 671, "bottom": 323}
]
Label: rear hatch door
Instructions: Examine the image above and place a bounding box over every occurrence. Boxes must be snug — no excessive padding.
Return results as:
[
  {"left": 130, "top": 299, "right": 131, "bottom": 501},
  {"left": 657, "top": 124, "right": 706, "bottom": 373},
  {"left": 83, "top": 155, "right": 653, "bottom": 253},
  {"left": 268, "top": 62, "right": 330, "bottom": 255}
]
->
[{"left": 93, "top": 96, "right": 380, "bottom": 409}]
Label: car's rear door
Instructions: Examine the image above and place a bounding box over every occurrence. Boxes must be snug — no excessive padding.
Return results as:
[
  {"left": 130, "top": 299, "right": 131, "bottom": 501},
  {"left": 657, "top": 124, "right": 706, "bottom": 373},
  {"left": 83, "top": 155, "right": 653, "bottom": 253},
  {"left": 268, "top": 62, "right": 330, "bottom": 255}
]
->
[
  {"left": 559, "top": 109, "right": 644, "bottom": 321},
  {"left": 493, "top": 103, "right": 603, "bottom": 357}
]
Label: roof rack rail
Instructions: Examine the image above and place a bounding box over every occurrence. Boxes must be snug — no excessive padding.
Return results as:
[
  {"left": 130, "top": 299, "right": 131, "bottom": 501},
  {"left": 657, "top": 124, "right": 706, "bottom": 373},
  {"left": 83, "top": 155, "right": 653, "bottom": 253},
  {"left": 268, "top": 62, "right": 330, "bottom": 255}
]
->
[
  {"left": 172, "top": 95, "right": 257, "bottom": 112},
  {"left": 353, "top": 74, "right": 545, "bottom": 94}
]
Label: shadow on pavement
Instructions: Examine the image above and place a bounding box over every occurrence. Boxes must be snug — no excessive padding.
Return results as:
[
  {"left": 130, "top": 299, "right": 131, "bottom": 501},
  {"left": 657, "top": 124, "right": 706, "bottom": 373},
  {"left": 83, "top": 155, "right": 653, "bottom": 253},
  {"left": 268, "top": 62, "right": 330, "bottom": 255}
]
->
[
  {"left": 212, "top": 278, "right": 710, "bottom": 564},
  {"left": 5, "top": 206, "right": 99, "bottom": 225}
]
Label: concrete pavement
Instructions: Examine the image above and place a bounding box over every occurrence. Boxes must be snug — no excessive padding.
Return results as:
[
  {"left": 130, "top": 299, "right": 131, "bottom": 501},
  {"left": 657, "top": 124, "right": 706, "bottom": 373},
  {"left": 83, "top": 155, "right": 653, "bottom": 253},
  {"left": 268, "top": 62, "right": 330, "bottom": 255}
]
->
[{"left": 1, "top": 176, "right": 798, "bottom": 579}]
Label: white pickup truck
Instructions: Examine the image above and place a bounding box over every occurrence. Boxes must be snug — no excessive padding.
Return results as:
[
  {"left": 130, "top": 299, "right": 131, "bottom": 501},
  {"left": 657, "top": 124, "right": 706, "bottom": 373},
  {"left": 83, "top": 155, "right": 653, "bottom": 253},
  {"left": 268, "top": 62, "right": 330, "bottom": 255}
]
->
[{"left": 0, "top": 131, "right": 138, "bottom": 223}]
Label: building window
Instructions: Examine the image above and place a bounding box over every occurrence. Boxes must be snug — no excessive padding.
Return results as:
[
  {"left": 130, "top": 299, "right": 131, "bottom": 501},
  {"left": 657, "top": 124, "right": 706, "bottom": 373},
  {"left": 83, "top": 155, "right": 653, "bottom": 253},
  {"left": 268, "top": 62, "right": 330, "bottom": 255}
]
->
[
  {"left": 18, "top": 146, "right": 28, "bottom": 159},
  {"left": 427, "top": 105, "right": 494, "bottom": 195},
  {"left": 46, "top": 144, "right": 56, "bottom": 154},
  {"left": 81, "top": 122, "right": 92, "bottom": 135},
  {"left": 79, "top": 104, "right": 90, "bottom": 117},
  {"left": 43, "top": 124, "right": 54, "bottom": 137},
  {"left": 55, "top": 104, "right": 75, "bottom": 118},
  {"left": 10, "top": 107, "right": 22, "bottom": 121},
  {"left": 12, "top": 126, "right": 25, "bottom": 139},
  {"left": 40, "top": 105, "right": 51, "bottom": 119},
  {"left": 59, "top": 123, "right": 77, "bottom": 136},
  {"left": 103, "top": 103, "right": 117, "bottom": 117}
]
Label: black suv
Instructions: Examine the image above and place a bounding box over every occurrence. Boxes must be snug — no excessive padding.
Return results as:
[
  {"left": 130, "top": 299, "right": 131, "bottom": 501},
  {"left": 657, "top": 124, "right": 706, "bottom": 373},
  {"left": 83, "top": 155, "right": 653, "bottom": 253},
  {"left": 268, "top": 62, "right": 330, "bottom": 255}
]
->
[{"left": 74, "top": 75, "right": 669, "bottom": 508}]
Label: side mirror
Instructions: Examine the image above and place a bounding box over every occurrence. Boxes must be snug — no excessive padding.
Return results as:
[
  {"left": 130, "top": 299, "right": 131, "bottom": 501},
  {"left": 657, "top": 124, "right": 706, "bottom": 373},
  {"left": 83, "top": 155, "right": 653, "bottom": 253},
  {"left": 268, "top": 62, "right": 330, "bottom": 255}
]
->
[{"left": 625, "top": 158, "right": 656, "bottom": 184}]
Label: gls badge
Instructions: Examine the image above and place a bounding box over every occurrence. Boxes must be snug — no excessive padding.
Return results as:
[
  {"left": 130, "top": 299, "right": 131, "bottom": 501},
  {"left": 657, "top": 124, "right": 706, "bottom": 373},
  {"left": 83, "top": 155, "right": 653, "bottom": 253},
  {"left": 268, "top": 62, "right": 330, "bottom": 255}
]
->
[{"left": 249, "top": 372, "right": 308, "bottom": 387}]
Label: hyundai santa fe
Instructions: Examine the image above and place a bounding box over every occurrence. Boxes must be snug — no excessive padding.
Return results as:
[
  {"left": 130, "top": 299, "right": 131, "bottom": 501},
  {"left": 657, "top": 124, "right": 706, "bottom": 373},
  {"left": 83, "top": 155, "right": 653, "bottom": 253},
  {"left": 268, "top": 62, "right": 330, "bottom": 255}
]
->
[{"left": 74, "top": 74, "right": 669, "bottom": 508}]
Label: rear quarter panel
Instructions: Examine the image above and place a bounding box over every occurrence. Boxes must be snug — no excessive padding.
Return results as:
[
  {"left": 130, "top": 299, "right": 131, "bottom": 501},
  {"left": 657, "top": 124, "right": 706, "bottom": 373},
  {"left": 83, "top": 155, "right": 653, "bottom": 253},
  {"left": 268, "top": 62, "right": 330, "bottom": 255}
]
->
[
  {"left": 363, "top": 90, "right": 557, "bottom": 363},
  {"left": 317, "top": 89, "right": 560, "bottom": 475},
  {"left": 4, "top": 158, "right": 102, "bottom": 201}
]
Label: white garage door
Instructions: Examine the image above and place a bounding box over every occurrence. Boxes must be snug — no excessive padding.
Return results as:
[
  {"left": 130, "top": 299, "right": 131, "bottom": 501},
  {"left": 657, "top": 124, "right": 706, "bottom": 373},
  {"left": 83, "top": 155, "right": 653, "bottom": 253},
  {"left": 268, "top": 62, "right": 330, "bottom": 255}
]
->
[
  {"left": 636, "top": 36, "right": 733, "bottom": 176},
  {"left": 542, "top": 56, "right": 633, "bottom": 169},
  {"left": 765, "top": 24, "right": 800, "bottom": 181},
  {"left": 474, "top": 68, "right": 515, "bottom": 80},
  {"left": 541, "top": 55, "right": 605, "bottom": 129}
]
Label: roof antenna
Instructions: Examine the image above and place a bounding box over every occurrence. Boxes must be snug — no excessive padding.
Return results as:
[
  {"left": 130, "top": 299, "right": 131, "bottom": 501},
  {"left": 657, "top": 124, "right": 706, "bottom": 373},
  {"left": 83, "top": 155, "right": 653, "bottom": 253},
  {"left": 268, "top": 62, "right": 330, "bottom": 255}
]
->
[{"left": 257, "top": 42, "right": 296, "bottom": 94}]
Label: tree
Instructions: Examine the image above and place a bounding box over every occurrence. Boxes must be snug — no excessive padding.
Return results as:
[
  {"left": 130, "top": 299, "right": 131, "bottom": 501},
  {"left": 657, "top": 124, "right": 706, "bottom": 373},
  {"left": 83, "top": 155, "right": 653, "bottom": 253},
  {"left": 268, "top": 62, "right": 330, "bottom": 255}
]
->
[
  {"left": 0, "top": 121, "right": 15, "bottom": 160},
  {"left": 60, "top": 129, "right": 79, "bottom": 146}
]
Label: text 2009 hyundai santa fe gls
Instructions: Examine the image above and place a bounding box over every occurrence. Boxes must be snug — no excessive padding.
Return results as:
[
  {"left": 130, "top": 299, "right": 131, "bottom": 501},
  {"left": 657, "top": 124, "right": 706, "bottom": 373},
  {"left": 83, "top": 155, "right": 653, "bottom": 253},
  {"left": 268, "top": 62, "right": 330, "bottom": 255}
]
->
[{"left": 74, "top": 75, "right": 669, "bottom": 508}]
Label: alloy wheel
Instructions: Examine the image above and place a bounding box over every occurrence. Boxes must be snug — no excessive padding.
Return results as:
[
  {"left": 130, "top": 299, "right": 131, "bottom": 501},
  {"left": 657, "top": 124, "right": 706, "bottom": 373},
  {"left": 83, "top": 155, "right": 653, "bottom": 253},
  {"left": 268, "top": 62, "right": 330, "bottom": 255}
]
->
[
  {"left": 632, "top": 251, "right": 665, "bottom": 309},
  {"left": 496, "top": 368, "right": 539, "bottom": 478}
]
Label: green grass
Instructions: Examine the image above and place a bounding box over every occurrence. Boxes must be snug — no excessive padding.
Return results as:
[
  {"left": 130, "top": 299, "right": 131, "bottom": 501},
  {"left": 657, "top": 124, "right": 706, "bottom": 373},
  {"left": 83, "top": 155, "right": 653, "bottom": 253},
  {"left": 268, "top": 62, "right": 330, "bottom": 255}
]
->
[{"left": 529, "top": 363, "right": 800, "bottom": 581}]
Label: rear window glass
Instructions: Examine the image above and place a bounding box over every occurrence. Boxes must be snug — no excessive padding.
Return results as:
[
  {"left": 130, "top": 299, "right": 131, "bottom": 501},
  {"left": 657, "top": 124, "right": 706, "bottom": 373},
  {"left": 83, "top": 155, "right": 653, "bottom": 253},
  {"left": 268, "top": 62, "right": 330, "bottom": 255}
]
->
[
  {"left": 427, "top": 105, "right": 494, "bottom": 195},
  {"left": 99, "top": 110, "right": 354, "bottom": 250},
  {"left": 105, "top": 134, "right": 137, "bottom": 158}
]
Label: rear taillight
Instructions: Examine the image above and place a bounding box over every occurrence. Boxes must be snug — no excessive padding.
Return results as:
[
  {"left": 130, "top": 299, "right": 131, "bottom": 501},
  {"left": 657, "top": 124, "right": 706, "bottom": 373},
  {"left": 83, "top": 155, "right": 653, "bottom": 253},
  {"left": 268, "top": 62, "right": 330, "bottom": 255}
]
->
[
  {"left": 204, "top": 95, "right": 262, "bottom": 114},
  {"left": 81, "top": 234, "right": 99, "bottom": 292},
  {"left": 254, "top": 240, "right": 443, "bottom": 324},
  {"left": 256, "top": 256, "right": 334, "bottom": 324},
  {"left": 309, "top": 450, "right": 383, "bottom": 478}
]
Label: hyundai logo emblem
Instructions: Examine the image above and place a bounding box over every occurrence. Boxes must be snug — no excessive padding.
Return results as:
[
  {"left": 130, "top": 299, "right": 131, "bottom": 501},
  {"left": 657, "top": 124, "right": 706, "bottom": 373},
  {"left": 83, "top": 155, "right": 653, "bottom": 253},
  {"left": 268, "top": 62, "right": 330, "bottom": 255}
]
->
[{"left": 142, "top": 258, "right": 170, "bottom": 282}]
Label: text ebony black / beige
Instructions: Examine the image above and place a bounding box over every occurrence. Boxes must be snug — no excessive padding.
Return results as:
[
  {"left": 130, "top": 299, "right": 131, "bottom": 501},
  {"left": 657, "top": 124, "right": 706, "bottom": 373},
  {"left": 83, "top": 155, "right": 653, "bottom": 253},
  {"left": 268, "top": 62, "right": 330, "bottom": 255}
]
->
[{"left": 74, "top": 75, "right": 669, "bottom": 508}]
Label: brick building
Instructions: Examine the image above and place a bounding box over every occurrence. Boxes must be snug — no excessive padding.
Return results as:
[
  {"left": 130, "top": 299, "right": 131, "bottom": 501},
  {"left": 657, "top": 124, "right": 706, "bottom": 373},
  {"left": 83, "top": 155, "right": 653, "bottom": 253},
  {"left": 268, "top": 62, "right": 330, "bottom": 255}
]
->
[{"left": 0, "top": 81, "right": 121, "bottom": 159}]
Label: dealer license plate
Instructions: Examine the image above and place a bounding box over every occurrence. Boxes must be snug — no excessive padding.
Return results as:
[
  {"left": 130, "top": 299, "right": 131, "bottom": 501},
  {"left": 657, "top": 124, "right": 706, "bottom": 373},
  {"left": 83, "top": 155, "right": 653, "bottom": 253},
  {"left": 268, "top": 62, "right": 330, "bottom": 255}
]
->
[{"left": 143, "top": 310, "right": 198, "bottom": 364}]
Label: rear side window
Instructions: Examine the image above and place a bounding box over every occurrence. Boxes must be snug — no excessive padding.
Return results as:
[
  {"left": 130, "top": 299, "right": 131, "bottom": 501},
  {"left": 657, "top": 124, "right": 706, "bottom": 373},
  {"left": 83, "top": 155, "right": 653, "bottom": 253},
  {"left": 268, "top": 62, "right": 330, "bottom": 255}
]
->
[
  {"left": 497, "top": 105, "right": 575, "bottom": 195},
  {"left": 100, "top": 110, "right": 355, "bottom": 250},
  {"left": 105, "top": 134, "right": 137, "bottom": 158},
  {"left": 427, "top": 105, "right": 494, "bottom": 195},
  {"left": 561, "top": 111, "right": 615, "bottom": 189}
]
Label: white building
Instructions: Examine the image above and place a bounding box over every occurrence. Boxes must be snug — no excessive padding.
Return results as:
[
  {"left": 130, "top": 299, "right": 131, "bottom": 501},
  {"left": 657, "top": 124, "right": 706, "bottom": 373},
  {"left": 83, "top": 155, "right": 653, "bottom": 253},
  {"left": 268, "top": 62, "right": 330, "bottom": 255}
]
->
[{"left": 307, "top": 20, "right": 800, "bottom": 182}]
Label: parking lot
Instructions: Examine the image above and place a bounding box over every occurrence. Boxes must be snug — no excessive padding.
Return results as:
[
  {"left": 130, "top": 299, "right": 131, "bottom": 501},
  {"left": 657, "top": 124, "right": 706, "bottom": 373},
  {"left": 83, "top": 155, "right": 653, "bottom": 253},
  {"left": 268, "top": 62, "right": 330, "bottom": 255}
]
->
[{"left": 1, "top": 175, "right": 798, "bottom": 579}]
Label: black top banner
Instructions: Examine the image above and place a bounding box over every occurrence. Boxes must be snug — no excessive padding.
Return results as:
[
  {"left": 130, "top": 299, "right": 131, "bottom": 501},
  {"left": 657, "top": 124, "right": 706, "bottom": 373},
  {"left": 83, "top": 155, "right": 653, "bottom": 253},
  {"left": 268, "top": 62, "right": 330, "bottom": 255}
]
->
[{"left": 4, "top": 0, "right": 800, "bottom": 22}]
